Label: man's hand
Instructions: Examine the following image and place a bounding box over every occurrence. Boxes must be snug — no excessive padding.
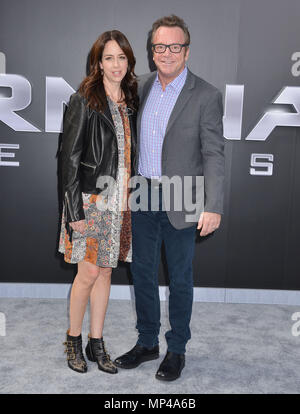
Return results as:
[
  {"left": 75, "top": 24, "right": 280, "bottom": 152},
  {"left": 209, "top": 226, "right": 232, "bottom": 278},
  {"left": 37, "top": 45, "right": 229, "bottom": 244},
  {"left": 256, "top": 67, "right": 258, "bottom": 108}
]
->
[
  {"left": 197, "top": 212, "right": 221, "bottom": 237},
  {"left": 69, "top": 219, "right": 86, "bottom": 235}
]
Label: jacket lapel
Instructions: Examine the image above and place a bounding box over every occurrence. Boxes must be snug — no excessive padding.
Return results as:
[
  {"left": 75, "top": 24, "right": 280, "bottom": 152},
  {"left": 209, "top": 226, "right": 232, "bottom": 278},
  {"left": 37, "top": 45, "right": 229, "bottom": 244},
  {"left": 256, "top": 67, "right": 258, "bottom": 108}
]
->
[
  {"left": 102, "top": 100, "right": 115, "bottom": 130},
  {"left": 136, "top": 69, "right": 195, "bottom": 172},
  {"left": 164, "top": 69, "right": 195, "bottom": 137},
  {"left": 137, "top": 73, "right": 156, "bottom": 138},
  {"left": 91, "top": 96, "right": 116, "bottom": 133}
]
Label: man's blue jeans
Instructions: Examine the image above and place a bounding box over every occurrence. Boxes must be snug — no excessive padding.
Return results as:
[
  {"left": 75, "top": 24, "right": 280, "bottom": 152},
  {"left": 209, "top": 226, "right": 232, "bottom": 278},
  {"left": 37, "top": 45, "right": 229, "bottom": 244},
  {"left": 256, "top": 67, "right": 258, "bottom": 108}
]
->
[{"left": 130, "top": 182, "right": 197, "bottom": 354}]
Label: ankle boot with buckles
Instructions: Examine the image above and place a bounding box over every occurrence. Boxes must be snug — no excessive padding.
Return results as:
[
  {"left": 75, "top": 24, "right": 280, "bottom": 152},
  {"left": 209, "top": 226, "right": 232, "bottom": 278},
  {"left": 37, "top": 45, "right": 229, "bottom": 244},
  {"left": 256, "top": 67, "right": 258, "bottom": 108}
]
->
[
  {"left": 63, "top": 330, "right": 87, "bottom": 373},
  {"left": 85, "top": 334, "right": 118, "bottom": 374}
]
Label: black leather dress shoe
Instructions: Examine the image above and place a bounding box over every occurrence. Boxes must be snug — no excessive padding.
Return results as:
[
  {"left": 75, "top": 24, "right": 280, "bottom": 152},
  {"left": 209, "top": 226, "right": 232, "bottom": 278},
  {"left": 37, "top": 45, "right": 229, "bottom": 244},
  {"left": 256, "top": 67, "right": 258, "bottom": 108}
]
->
[
  {"left": 155, "top": 351, "right": 185, "bottom": 381},
  {"left": 114, "top": 344, "right": 159, "bottom": 369}
]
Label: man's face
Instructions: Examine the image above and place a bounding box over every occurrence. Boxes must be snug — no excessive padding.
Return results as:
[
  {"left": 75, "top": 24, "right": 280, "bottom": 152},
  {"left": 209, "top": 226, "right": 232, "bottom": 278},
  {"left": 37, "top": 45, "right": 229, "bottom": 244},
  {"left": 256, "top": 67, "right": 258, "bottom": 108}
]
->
[{"left": 152, "top": 26, "right": 189, "bottom": 82}]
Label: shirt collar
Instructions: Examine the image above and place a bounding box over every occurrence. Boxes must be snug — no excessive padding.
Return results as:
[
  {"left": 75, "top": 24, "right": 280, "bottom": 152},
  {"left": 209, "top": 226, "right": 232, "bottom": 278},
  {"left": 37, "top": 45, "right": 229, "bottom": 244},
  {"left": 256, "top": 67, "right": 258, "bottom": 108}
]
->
[{"left": 155, "top": 66, "right": 188, "bottom": 92}]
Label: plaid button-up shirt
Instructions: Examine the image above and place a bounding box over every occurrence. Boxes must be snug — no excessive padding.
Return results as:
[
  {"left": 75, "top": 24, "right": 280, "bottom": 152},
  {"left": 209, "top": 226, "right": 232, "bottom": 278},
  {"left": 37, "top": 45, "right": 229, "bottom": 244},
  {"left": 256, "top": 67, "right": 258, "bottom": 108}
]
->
[{"left": 138, "top": 66, "right": 188, "bottom": 178}]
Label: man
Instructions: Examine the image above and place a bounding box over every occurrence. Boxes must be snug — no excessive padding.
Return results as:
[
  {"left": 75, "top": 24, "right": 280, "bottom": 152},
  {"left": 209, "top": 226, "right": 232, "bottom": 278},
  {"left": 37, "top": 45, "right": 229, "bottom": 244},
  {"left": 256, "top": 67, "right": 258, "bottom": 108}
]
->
[{"left": 115, "top": 15, "right": 225, "bottom": 381}]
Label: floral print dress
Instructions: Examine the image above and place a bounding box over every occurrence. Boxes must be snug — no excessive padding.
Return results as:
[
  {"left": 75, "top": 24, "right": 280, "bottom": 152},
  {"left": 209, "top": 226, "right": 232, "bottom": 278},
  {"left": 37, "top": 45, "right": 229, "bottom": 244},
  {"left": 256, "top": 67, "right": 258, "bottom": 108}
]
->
[{"left": 58, "top": 97, "right": 132, "bottom": 268}]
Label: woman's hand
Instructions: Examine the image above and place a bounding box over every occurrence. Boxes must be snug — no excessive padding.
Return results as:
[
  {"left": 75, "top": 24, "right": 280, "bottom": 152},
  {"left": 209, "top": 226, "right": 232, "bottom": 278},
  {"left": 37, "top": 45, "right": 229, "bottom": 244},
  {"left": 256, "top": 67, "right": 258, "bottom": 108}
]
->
[{"left": 69, "top": 220, "right": 86, "bottom": 235}]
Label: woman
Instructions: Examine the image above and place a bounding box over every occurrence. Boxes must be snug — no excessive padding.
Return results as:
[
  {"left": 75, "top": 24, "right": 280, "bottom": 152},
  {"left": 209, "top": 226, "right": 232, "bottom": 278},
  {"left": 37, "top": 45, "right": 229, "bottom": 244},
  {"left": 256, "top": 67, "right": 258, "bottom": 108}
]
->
[{"left": 58, "top": 30, "right": 138, "bottom": 374}]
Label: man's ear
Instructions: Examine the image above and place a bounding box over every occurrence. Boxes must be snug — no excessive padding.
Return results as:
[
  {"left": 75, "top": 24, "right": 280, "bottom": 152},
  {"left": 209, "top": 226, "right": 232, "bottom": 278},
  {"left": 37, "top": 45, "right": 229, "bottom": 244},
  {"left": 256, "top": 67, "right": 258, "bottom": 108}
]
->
[{"left": 185, "top": 47, "right": 190, "bottom": 61}]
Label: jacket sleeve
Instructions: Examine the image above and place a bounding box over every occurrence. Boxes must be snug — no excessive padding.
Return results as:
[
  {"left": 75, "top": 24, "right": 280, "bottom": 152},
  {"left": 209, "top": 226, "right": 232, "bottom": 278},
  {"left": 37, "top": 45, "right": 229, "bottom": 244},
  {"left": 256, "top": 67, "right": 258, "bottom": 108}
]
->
[
  {"left": 60, "top": 92, "right": 87, "bottom": 223},
  {"left": 200, "top": 89, "right": 225, "bottom": 215}
]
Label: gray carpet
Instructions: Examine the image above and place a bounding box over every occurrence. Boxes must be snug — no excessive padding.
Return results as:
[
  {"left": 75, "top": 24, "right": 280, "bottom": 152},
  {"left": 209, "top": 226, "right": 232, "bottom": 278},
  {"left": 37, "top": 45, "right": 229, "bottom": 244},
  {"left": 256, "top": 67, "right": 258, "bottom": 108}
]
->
[{"left": 1, "top": 297, "right": 300, "bottom": 394}]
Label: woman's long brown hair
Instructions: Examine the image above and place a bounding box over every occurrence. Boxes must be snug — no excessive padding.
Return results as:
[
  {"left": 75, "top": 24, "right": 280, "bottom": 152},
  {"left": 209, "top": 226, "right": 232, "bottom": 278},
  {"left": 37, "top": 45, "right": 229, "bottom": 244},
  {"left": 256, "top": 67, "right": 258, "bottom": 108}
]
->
[{"left": 79, "top": 30, "right": 138, "bottom": 112}]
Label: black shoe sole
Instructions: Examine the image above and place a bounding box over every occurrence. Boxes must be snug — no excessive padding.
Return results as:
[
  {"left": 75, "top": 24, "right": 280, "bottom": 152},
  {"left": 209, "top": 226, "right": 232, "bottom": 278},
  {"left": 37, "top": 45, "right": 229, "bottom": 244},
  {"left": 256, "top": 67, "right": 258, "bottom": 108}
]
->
[
  {"left": 114, "top": 353, "right": 159, "bottom": 369},
  {"left": 67, "top": 362, "right": 88, "bottom": 374},
  {"left": 155, "top": 361, "right": 185, "bottom": 381},
  {"left": 155, "top": 372, "right": 181, "bottom": 381}
]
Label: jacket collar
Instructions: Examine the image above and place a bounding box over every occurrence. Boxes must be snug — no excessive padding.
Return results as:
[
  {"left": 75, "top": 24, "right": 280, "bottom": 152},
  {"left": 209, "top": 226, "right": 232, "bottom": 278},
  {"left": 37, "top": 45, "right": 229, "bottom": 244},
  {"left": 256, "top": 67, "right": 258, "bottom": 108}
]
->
[{"left": 137, "top": 68, "right": 196, "bottom": 137}]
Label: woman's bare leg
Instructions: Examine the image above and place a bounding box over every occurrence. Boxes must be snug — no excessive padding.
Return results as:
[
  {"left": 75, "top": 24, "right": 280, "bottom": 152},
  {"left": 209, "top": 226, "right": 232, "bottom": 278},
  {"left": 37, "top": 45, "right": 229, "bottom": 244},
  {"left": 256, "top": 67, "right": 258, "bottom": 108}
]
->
[
  {"left": 89, "top": 267, "right": 112, "bottom": 338},
  {"left": 68, "top": 260, "right": 100, "bottom": 336}
]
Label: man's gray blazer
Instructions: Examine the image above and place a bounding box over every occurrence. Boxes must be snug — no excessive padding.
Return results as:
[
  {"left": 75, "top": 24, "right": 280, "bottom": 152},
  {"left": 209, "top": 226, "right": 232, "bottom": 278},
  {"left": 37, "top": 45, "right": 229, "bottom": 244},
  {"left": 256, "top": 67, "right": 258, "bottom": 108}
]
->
[{"left": 136, "top": 68, "right": 225, "bottom": 230}]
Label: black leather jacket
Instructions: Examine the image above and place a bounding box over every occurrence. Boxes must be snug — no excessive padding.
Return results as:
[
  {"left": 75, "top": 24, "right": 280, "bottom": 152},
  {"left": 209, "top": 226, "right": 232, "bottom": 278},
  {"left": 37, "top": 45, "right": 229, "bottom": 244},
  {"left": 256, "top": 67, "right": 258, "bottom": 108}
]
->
[{"left": 59, "top": 91, "right": 137, "bottom": 227}]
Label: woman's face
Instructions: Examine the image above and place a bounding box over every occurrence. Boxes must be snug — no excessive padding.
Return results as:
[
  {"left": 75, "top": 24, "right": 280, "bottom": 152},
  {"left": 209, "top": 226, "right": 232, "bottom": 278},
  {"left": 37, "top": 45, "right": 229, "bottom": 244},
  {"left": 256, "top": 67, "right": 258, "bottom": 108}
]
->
[{"left": 100, "top": 40, "right": 128, "bottom": 85}]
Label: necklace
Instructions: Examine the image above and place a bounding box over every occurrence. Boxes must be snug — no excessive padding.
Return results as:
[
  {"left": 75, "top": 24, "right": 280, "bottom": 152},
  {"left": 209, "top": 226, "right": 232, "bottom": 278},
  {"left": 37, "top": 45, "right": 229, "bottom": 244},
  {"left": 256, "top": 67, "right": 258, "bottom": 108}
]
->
[{"left": 104, "top": 84, "right": 124, "bottom": 104}]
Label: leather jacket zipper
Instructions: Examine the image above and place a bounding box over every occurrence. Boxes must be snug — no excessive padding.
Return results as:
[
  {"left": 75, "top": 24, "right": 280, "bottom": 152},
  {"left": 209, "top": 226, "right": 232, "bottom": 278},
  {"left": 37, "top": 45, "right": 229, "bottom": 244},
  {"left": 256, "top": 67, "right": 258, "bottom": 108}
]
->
[
  {"left": 64, "top": 192, "right": 74, "bottom": 241},
  {"left": 98, "top": 112, "right": 119, "bottom": 172},
  {"left": 64, "top": 192, "right": 74, "bottom": 221},
  {"left": 80, "top": 161, "right": 97, "bottom": 170}
]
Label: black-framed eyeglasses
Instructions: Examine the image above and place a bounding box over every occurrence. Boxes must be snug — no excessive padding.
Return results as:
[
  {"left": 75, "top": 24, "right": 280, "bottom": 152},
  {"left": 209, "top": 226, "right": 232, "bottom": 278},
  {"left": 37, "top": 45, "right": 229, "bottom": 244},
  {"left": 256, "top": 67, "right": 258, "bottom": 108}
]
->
[{"left": 151, "top": 43, "right": 189, "bottom": 54}]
